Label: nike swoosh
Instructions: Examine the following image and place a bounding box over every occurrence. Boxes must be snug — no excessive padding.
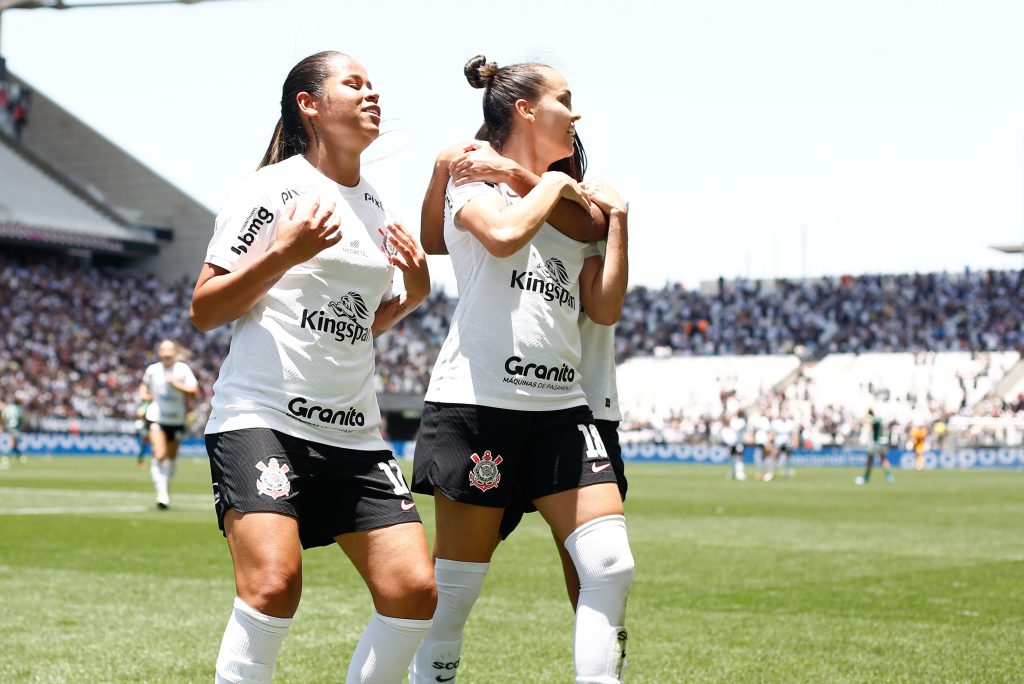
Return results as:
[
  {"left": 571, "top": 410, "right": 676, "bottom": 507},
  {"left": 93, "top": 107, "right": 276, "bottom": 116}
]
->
[
  {"left": 401, "top": 500, "right": 416, "bottom": 511},
  {"left": 592, "top": 462, "right": 612, "bottom": 473},
  {"left": 436, "top": 676, "right": 455, "bottom": 683}
]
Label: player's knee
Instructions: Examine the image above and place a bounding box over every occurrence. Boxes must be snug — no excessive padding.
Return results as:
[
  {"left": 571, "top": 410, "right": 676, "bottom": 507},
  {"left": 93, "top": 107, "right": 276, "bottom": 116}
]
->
[
  {"left": 239, "top": 567, "right": 302, "bottom": 616},
  {"left": 565, "top": 514, "right": 634, "bottom": 592},
  {"left": 376, "top": 565, "right": 437, "bottom": 619}
]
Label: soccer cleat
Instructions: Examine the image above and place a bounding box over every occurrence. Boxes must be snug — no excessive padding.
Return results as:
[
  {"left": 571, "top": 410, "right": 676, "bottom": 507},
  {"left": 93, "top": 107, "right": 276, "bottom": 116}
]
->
[{"left": 156, "top": 501, "right": 169, "bottom": 510}]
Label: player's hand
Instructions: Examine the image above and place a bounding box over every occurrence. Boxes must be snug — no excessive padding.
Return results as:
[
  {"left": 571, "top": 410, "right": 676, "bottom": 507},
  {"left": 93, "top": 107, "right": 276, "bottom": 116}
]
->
[
  {"left": 384, "top": 221, "right": 430, "bottom": 304},
  {"left": 450, "top": 141, "right": 520, "bottom": 186},
  {"left": 270, "top": 193, "right": 342, "bottom": 265},
  {"left": 580, "top": 179, "right": 628, "bottom": 215},
  {"left": 542, "top": 171, "right": 591, "bottom": 212}
]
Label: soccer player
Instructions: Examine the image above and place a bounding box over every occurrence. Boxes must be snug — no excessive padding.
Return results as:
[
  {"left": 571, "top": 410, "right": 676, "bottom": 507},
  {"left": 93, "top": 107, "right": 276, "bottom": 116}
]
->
[
  {"left": 723, "top": 411, "right": 749, "bottom": 480},
  {"left": 191, "top": 51, "right": 436, "bottom": 684},
  {"left": 419, "top": 132, "right": 632, "bottom": 637},
  {"left": 856, "top": 408, "right": 895, "bottom": 485},
  {"left": 1, "top": 398, "right": 25, "bottom": 464},
  {"left": 139, "top": 340, "right": 199, "bottom": 508},
  {"left": 409, "top": 55, "right": 632, "bottom": 684},
  {"left": 911, "top": 424, "right": 929, "bottom": 471},
  {"left": 134, "top": 398, "right": 151, "bottom": 468}
]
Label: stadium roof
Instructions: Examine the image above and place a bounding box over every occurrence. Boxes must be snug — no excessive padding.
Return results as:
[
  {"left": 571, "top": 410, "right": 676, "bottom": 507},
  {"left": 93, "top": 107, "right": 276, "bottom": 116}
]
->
[{"left": 0, "top": 131, "right": 158, "bottom": 254}]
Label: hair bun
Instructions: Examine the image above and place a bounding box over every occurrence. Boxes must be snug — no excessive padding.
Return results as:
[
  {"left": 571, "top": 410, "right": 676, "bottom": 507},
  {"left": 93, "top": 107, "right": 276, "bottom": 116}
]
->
[{"left": 464, "top": 55, "right": 498, "bottom": 89}]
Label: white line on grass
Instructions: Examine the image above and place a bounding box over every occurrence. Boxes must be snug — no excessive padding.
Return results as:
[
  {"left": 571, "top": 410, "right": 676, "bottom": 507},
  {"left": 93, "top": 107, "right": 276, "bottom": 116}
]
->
[{"left": 1, "top": 504, "right": 210, "bottom": 515}]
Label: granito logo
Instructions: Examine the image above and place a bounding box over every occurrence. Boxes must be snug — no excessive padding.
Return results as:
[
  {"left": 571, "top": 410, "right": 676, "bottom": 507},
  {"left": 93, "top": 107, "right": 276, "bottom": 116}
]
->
[
  {"left": 230, "top": 206, "right": 274, "bottom": 256},
  {"left": 299, "top": 292, "right": 372, "bottom": 345},
  {"left": 502, "top": 355, "right": 576, "bottom": 387},
  {"left": 287, "top": 396, "right": 365, "bottom": 427},
  {"left": 509, "top": 256, "right": 576, "bottom": 309}
]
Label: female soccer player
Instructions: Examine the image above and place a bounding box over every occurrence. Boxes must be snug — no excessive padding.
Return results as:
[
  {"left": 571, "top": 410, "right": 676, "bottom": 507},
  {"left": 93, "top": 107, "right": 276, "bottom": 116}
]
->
[
  {"left": 191, "top": 51, "right": 436, "bottom": 684},
  {"left": 409, "top": 55, "right": 633, "bottom": 684},
  {"left": 139, "top": 339, "right": 198, "bottom": 508}
]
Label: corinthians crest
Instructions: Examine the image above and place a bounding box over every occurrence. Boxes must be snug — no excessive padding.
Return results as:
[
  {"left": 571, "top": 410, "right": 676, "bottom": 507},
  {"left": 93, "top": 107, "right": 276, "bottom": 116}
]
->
[
  {"left": 255, "top": 457, "right": 291, "bottom": 499},
  {"left": 468, "top": 450, "right": 503, "bottom": 492}
]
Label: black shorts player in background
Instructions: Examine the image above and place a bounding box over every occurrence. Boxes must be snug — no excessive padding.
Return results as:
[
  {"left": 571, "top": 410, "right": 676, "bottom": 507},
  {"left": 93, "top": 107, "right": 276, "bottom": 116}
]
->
[
  {"left": 191, "top": 51, "right": 435, "bottom": 684},
  {"left": 409, "top": 55, "right": 632, "bottom": 684}
]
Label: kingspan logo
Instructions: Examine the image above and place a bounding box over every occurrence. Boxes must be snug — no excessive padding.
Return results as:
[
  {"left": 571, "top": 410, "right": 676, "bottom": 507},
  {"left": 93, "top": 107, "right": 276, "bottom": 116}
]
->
[
  {"left": 300, "top": 292, "right": 372, "bottom": 345},
  {"left": 287, "top": 396, "right": 365, "bottom": 428},
  {"left": 503, "top": 355, "right": 576, "bottom": 385},
  {"left": 509, "top": 256, "right": 576, "bottom": 310}
]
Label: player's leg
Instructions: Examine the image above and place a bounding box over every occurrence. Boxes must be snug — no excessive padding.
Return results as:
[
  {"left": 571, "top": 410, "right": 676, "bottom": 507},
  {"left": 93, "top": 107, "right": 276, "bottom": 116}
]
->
[
  {"left": 164, "top": 429, "right": 181, "bottom": 504},
  {"left": 535, "top": 484, "right": 632, "bottom": 684},
  {"left": 216, "top": 510, "right": 302, "bottom": 684},
  {"left": 338, "top": 522, "right": 436, "bottom": 684},
  {"left": 409, "top": 402, "right": 516, "bottom": 684},
  {"left": 149, "top": 423, "right": 170, "bottom": 507},
  {"left": 207, "top": 429, "right": 306, "bottom": 684},
  {"left": 883, "top": 450, "right": 896, "bottom": 483},
  {"left": 529, "top": 410, "right": 632, "bottom": 684},
  {"left": 408, "top": 496, "right": 504, "bottom": 684}
]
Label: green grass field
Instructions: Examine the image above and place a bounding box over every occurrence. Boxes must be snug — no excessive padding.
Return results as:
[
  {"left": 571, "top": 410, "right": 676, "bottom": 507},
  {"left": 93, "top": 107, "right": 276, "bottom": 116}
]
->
[{"left": 1, "top": 457, "right": 1021, "bottom": 683}]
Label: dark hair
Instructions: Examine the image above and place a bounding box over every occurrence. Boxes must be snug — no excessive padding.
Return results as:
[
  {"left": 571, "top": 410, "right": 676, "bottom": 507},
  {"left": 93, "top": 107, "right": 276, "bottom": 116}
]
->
[
  {"left": 465, "top": 54, "right": 587, "bottom": 182},
  {"left": 259, "top": 51, "right": 345, "bottom": 169}
]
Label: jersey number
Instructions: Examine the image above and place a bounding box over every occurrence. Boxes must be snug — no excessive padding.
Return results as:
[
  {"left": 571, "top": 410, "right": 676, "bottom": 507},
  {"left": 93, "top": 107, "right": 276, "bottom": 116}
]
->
[
  {"left": 577, "top": 424, "right": 608, "bottom": 461},
  {"left": 377, "top": 460, "right": 411, "bottom": 495}
]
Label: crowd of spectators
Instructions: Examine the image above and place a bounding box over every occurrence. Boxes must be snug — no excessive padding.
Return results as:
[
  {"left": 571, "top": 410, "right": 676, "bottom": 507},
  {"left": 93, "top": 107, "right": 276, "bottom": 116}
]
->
[
  {"left": 0, "top": 80, "right": 31, "bottom": 139},
  {"left": 4, "top": 252, "right": 1024, "bottom": 442}
]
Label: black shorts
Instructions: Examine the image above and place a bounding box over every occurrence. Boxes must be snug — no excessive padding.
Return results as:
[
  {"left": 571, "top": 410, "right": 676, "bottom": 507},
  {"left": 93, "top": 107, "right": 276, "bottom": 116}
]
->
[
  {"left": 206, "top": 428, "right": 421, "bottom": 550},
  {"left": 412, "top": 402, "right": 619, "bottom": 512},
  {"left": 498, "top": 419, "right": 627, "bottom": 540},
  {"left": 153, "top": 423, "right": 184, "bottom": 442}
]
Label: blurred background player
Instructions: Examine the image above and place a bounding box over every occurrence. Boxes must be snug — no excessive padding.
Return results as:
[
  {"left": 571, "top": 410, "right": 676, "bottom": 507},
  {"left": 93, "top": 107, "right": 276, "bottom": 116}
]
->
[
  {"left": 856, "top": 408, "right": 895, "bottom": 485},
  {"left": 911, "top": 423, "right": 929, "bottom": 471},
  {"left": 772, "top": 411, "right": 796, "bottom": 478},
  {"left": 723, "top": 410, "right": 748, "bottom": 480},
  {"left": 134, "top": 398, "right": 151, "bottom": 468},
  {"left": 1, "top": 398, "right": 25, "bottom": 465},
  {"left": 139, "top": 339, "right": 199, "bottom": 508}
]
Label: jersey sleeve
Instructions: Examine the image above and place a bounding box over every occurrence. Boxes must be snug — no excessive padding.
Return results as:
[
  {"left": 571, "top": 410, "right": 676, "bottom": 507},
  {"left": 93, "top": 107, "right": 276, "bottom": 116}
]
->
[
  {"left": 446, "top": 178, "right": 502, "bottom": 225},
  {"left": 142, "top": 364, "right": 156, "bottom": 389},
  {"left": 176, "top": 363, "right": 199, "bottom": 390},
  {"left": 205, "top": 177, "right": 279, "bottom": 272}
]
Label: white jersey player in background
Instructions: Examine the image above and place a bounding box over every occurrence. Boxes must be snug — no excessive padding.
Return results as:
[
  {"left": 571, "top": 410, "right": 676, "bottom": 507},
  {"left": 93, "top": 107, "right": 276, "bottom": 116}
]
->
[
  {"left": 190, "top": 51, "right": 436, "bottom": 684},
  {"left": 138, "top": 339, "right": 198, "bottom": 508},
  {"left": 410, "top": 55, "right": 632, "bottom": 684}
]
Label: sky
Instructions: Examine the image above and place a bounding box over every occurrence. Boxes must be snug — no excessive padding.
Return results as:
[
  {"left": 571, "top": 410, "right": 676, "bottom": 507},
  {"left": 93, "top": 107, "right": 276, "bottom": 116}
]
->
[{"left": 4, "top": 0, "right": 1024, "bottom": 293}]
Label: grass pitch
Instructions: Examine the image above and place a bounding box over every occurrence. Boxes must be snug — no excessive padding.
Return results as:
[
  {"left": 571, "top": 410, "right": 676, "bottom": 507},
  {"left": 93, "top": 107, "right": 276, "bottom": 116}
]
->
[{"left": 0, "top": 457, "right": 1021, "bottom": 683}]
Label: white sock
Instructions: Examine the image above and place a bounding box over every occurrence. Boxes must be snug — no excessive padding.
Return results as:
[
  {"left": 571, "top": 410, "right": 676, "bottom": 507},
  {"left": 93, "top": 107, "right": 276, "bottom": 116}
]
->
[
  {"left": 346, "top": 612, "right": 431, "bottom": 684},
  {"left": 215, "top": 597, "right": 293, "bottom": 684},
  {"left": 151, "top": 459, "right": 168, "bottom": 502},
  {"left": 408, "top": 559, "right": 489, "bottom": 684},
  {"left": 565, "top": 515, "right": 634, "bottom": 684}
]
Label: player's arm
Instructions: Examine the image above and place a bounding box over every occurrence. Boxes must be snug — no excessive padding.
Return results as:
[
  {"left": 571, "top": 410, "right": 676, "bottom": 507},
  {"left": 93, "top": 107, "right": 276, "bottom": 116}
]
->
[
  {"left": 138, "top": 381, "right": 153, "bottom": 402},
  {"left": 167, "top": 373, "right": 200, "bottom": 398},
  {"left": 577, "top": 180, "right": 629, "bottom": 325},
  {"left": 450, "top": 142, "right": 607, "bottom": 242},
  {"left": 191, "top": 195, "right": 341, "bottom": 331},
  {"left": 420, "top": 143, "right": 479, "bottom": 255},
  {"left": 372, "top": 222, "right": 430, "bottom": 335},
  {"left": 457, "top": 172, "right": 590, "bottom": 258}
]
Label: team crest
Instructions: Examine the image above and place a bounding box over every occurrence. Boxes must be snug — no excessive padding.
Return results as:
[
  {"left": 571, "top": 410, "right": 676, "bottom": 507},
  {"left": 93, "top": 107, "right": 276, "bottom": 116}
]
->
[
  {"left": 377, "top": 227, "right": 398, "bottom": 258},
  {"left": 468, "top": 450, "right": 503, "bottom": 492},
  {"left": 255, "top": 458, "right": 291, "bottom": 499}
]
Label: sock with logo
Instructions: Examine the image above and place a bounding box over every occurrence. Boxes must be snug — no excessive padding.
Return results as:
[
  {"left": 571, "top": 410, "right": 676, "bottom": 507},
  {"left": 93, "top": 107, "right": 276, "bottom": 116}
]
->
[
  {"left": 215, "top": 596, "right": 292, "bottom": 684},
  {"left": 564, "top": 515, "right": 634, "bottom": 684},
  {"left": 408, "top": 559, "right": 489, "bottom": 684},
  {"left": 346, "top": 612, "right": 431, "bottom": 684}
]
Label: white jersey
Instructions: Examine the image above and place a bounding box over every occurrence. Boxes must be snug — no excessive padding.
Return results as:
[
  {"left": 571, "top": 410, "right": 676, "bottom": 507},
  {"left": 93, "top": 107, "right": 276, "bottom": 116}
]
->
[
  {"left": 203, "top": 154, "right": 394, "bottom": 451},
  {"left": 579, "top": 315, "right": 619, "bottom": 421},
  {"left": 772, "top": 417, "right": 795, "bottom": 448},
  {"left": 425, "top": 180, "right": 596, "bottom": 411},
  {"left": 142, "top": 361, "right": 197, "bottom": 425}
]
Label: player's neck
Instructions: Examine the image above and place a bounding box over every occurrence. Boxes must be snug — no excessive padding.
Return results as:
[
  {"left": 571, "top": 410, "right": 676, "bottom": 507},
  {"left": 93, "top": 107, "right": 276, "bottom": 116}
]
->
[{"left": 304, "top": 146, "right": 361, "bottom": 188}]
